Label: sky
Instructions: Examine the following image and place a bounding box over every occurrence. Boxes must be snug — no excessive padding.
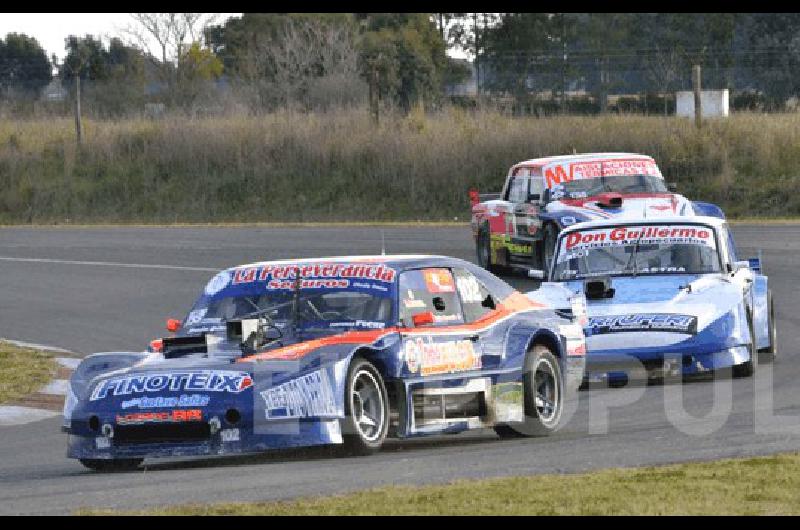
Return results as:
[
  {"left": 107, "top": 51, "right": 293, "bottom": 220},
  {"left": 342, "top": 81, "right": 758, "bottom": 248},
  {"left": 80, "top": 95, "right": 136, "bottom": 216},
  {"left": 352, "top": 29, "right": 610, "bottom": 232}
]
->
[{"left": 0, "top": 13, "right": 241, "bottom": 61}]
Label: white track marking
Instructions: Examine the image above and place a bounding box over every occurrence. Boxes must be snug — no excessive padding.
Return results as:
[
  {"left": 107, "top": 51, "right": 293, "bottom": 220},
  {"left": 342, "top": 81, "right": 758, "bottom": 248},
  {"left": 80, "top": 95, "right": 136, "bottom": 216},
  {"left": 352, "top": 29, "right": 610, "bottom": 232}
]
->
[
  {"left": 1, "top": 338, "right": 76, "bottom": 354},
  {"left": 0, "top": 406, "right": 59, "bottom": 426},
  {"left": 55, "top": 357, "right": 81, "bottom": 369},
  {"left": 0, "top": 256, "right": 217, "bottom": 272},
  {"left": 39, "top": 380, "right": 69, "bottom": 396}
]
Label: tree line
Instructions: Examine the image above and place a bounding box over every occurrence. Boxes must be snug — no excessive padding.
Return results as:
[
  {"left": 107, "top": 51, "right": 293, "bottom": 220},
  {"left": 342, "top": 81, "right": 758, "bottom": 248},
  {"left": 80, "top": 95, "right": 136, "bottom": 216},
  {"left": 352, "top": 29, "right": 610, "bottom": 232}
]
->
[{"left": 2, "top": 13, "right": 800, "bottom": 117}]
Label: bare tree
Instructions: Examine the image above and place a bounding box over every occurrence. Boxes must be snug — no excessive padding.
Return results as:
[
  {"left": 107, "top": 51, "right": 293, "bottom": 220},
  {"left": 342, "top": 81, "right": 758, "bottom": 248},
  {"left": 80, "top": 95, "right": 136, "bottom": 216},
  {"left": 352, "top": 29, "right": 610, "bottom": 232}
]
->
[
  {"left": 240, "top": 19, "right": 363, "bottom": 110},
  {"left": 646, "top": 47, "right": 684, "bottom": 116},
  {"left": 122, "top": 12, "right": 219, "bottom": 100}
]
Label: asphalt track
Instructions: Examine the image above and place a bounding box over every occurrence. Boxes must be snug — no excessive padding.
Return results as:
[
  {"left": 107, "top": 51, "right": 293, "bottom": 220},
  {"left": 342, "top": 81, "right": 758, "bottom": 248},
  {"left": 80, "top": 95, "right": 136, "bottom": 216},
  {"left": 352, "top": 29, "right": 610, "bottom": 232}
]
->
[{"left": 1, "top": 223, "right": 799, "bottom": 515}]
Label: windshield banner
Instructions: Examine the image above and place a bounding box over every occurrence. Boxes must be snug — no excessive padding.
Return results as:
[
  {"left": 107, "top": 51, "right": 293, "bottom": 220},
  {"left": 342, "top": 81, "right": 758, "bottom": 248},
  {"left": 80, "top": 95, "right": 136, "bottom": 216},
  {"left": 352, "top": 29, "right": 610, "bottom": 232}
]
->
[
  {"left": 543, "top": 158, "right": 662, "bottom": 188},
  {"left": 561, "top": 224, "right": 716, "bottom": 258}
]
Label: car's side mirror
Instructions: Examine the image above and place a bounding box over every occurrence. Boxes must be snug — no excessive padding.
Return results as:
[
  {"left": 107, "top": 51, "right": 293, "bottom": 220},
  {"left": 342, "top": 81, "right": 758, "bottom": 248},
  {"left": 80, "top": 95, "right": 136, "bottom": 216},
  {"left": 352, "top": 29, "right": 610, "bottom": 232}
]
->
[
  {"left": 412, "top": 311, "right": 435, "bottom": 327},
  {"left": 166, "top": 318, "right": 182, "bottom": 333},
  {"left": 667, "top": 182, "right": 678, "bottom": 192},
  {"left": 528, "top": 269, "right": 545, "bottom": 280},
  {"left": 528, "top": 193, "right": 541, "bottom": 203}
]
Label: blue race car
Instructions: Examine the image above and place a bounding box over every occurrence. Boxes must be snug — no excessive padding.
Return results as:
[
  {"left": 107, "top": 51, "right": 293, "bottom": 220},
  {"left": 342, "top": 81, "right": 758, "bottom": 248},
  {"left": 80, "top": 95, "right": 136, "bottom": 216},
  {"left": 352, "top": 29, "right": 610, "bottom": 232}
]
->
[
  {"left": 528, "top": 217, "right": 776, "bottom": 384},
  {"left": 63, "top": 255, "right": 587, "bottom": 471}
]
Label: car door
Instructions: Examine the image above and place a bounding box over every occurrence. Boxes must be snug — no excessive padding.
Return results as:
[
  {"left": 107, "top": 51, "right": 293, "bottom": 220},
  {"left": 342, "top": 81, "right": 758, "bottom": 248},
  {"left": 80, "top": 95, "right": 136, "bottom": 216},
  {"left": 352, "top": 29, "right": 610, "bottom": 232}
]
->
[{"left": 397, "top": 268, "right": 482, "bottom": 378}]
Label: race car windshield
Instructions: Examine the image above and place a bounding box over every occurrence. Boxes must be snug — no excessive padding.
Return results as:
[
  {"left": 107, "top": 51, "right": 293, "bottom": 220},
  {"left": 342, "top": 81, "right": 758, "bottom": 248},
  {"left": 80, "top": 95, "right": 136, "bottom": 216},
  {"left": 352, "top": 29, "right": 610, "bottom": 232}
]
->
[
  {"left": 190, "top": 290, "right": 393, "bottom": 330},
  {"left": 552, "top": 224, "right": 722, "bottom": 280},
  {"left": 184, "top": 262, "right": 398, "bottom": 332},
  {"left": 554, "top": 174, "right": 667, "bottom": 199}
]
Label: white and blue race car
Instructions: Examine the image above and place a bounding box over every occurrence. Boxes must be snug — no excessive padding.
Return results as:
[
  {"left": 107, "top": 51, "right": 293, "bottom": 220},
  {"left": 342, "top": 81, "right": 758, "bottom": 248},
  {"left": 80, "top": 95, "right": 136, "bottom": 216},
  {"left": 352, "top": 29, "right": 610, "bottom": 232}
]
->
[{"left": 529, "top": 216, "right": 777, "bottom": 383}]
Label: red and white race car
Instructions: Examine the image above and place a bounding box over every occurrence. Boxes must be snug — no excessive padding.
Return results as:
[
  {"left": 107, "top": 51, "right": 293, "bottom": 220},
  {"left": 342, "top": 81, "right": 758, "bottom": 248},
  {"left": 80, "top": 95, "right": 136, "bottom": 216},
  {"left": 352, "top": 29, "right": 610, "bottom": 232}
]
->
[{"left": 469, "top": 152, "right": 724, "bottom": 274}]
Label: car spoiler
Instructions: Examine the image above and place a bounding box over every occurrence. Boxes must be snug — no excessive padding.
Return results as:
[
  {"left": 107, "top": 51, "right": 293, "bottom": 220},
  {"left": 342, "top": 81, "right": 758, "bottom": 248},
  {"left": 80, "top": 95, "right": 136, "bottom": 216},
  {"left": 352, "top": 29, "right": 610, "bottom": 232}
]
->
[{"left": 469, "top": 188, "right": 502, "bottom": 206}]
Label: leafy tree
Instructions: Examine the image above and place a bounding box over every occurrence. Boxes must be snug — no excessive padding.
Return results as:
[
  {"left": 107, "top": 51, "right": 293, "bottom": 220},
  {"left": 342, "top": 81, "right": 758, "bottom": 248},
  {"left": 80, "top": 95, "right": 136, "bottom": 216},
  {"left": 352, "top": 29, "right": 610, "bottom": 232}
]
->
[
  {"left": 0, "top": 33, "right": 51, "bottom": 93},
  {"left": 357, "top": 13, "right": 450, "bottom": 112},
  {"left": 179, "top": 42, "right": 223, "bottom": 80}
]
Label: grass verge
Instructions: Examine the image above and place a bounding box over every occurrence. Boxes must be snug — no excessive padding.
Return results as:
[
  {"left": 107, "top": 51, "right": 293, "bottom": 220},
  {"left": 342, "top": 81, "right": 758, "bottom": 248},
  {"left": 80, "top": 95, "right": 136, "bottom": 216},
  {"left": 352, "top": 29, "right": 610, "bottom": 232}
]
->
[
  {"left": 0, "top": 340, "right": 57, "bottom": 403},
  {"left": 79, "top": 451, "right": 800, "bottom": 515}
]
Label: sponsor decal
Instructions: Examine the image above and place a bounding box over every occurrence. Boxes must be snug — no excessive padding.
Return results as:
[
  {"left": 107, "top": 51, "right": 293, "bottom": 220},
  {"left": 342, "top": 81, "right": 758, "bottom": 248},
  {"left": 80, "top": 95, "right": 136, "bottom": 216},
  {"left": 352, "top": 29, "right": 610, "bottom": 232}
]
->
[
  {"left": 564, "top": 225, "right": 714, "bottom": 252},
  {"left": 232, "top": 263, "right": 397, "bottom": 288},
  {"left": 185, "top": 309, "right": 208, "bottom": 326},
  {"left": 423, "top": 268, "right": 456, "bottom": 293},
  {"left": 544, "top": 158, "right": 661, "bottom": 188},
  {"left": 120, "top": 393, "right": 211, "bottom": 409},
  {"left": 588, "top": 314, "right": 698, "bottom": 335},
  {"left": 403, "top": 337, "right": 482, "bottom": 376},
  {"left": 261, "top": 369, "right": 337, "bottom": 419},
  {"left": 95, "top": 437, "right": 111, "bottom": 449},
  {"left": 91, "top": 370, "right": 253, "bottom": 401},
  {"left": 116, "top": 409, "right": 203, "bottom": 425},
  {"left": 490, "top": 234, "right": 532, "bottom": 254}
]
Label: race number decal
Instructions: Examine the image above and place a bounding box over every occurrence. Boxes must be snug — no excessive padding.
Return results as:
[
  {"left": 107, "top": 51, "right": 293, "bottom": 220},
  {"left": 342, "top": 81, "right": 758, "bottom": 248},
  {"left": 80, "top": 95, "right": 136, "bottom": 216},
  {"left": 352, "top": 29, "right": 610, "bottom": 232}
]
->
[{"left": 456, "top": 275, "right": 483, "bottom": 304}]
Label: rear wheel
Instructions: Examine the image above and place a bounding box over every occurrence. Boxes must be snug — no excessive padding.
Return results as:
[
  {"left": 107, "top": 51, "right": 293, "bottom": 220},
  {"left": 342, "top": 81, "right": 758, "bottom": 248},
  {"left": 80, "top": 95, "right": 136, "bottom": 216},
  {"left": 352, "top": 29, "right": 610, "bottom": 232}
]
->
[
  {"left": 759, "top": 290, "right": 777, "bottom": 363},
  {"left": 477, "top": 224, "right": 503, "bottom": 274},
  {"left": 494, "top": 344, "right": 564, "bottom": 438},
  {"left": 79, "top": 458, "right": 142, "bottom": 472},
  {"left": 341, "top": 358, "right": 389, "bottom": 455},
  {"left": 733, "top": 311, "right": 758, "bottom": 378}
]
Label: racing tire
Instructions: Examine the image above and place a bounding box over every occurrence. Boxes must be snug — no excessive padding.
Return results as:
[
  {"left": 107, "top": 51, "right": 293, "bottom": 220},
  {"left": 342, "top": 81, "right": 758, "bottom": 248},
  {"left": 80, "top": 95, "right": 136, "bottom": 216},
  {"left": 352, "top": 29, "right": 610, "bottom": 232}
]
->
[
  {"left": 759, "top": 290, "right": 777, "bottom": 363},
  {"left": 733, "top": 311, "right": 758, "bottom": 378},
  {"left": 340, "top": 358, "right": 390, "bottom": 456},
  {"left": 541, "top": 224, "right": 560, "bottom": 274},
  {"left": 477, "top": 224, "right": 504, "bottom": 275},
  {"left": 494, "top": 344, "right": 564, "bottom": 438},
  {"left": 79, "top": 458, "right": 143, "bottom": 472}
]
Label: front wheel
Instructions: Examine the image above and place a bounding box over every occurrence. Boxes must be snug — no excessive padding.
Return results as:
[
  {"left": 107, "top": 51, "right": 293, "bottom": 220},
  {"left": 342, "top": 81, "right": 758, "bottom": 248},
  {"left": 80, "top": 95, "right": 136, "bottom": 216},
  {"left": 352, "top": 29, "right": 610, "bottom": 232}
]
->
[
  {"left": 759, "top": 290, "right": 777, "bottom": 363},
  {"left": 494, "top": 344, "right": 564, "bottom": 438},
  {"left": 541, "top": 224, "right": 560, "bottom": 273},
  {"left": 733, "top": 311, "right": 758, "bottom": 378},
  {"left": 341, "top": 358, "right": 389, "bottom": 455},
  {"left": 79, "top": 458, "right": 143, "bottom": 472}
]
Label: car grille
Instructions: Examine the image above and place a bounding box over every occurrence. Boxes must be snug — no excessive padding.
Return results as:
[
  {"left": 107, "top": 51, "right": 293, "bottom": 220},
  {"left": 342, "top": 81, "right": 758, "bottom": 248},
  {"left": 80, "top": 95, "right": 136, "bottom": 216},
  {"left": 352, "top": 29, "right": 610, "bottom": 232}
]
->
[{"left": 114, "top": 422, "right": 210, "bottom": 445}]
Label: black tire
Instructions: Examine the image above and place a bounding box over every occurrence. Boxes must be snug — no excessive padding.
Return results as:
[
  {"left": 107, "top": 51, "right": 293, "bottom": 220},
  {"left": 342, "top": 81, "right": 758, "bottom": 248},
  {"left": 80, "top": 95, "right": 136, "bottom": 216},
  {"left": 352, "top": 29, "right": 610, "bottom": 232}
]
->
[
  {"left": 759, "top": 290, "right": 777, "bottom": 363},
  {"left": 79, "top": 458, "right": 142, "bottom": 472},
  {"left": 477, "top": 224, "right": 503, "bottom": 274},
  {"left": 494, "top": 344, "right": 564, "bottom": 438},
  {"left": 541, "top": 223, "right": 560, "bottom": 273},
  {"left": 733, "top": 311, "right": 758, "bottom": 378},
  {"left": 341, "top": 358, "right": 390, "bottom": 456}
]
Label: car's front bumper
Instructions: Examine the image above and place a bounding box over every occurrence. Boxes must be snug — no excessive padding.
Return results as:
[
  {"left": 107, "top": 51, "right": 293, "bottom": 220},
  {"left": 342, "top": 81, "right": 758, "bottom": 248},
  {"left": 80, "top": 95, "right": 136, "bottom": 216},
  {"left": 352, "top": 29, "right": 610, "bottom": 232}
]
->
[{"left": 583, "top": 345, "right": 751, "bottom": 383}]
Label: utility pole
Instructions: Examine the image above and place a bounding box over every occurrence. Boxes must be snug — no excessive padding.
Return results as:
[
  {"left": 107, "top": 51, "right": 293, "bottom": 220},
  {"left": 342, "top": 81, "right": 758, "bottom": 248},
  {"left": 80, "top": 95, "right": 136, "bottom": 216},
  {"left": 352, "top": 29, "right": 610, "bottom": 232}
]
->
[
  {"left": 74, "top": 75, "right": 82, "bottom": 145},
  {"left": 692, "top": 64, "right": 702, "bottom": 128},
  {"left": 561, "top": 13, "right": 567, "bottom": 113},
  {"left": 473, "top": 12, "right": 480, "bottom": 101}
]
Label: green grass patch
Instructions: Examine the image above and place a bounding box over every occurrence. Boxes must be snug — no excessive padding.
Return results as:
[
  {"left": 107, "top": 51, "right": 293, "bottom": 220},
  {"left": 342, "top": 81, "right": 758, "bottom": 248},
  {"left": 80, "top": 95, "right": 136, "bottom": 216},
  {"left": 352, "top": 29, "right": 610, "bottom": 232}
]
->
[
  {"left": 0, "top": 340, "right": 57, "bottom": 403},
  {"left": 79, "top": 452, "right": 800, "bottom": 515}
]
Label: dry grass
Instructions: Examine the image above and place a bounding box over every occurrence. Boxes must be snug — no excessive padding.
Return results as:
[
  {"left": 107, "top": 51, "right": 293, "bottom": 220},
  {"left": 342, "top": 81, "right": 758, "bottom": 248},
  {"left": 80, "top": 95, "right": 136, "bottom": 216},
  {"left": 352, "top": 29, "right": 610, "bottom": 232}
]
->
[
  {"left": 78, "top": 452, "right": 800, "bottom": 515},
  {"left": 0, "top": 340, "right": 57, "bottom": 403},
  {"left": 1, "top": 109, "right": 799, "bottom": 224}
]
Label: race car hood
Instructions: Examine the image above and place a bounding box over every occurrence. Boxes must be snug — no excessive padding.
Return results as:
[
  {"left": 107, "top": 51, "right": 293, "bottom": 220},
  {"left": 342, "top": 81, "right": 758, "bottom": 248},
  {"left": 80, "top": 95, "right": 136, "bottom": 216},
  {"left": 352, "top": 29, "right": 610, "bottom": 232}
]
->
[
  {"left": 546, "top": 193, "right": 693, "bottom": 223},
  {"left": 552, "top": 274, "right": 744, "bottom": 351}
]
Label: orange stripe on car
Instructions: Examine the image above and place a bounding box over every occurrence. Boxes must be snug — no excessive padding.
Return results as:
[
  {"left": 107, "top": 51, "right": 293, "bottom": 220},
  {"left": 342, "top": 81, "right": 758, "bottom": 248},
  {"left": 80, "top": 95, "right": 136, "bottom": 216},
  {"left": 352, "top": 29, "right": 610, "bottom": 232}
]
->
[{"left": 238, "top": 293, "right": 547, "bottom": 363}]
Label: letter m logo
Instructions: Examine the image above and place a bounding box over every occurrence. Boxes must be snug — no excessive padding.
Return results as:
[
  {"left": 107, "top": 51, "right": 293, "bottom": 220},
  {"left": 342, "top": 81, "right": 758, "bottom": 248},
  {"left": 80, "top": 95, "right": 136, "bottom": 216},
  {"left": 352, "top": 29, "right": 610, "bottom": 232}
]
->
[{"left": 544, "top": 165, "right": 572, "bottom": 188}]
